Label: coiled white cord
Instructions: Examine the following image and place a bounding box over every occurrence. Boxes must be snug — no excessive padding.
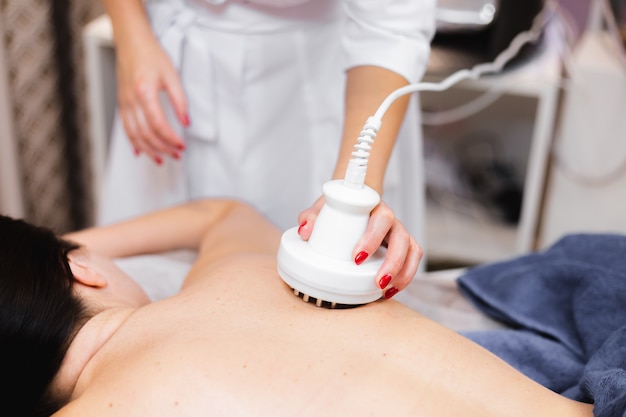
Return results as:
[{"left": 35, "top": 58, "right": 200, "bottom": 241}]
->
[
  {"left": 343, "top": 0, "right": 556, "bottom": 189},
  {"left": 343, "top": 117, "right": 381, "bottom": 189}
]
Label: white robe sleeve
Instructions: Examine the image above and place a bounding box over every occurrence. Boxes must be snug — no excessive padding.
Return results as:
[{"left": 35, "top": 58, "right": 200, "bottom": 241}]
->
[{"left": 341, "top": 0, "right": 436, "bottom": 83}]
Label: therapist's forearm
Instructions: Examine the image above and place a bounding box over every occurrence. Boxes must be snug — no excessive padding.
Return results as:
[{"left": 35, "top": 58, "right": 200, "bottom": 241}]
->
[{"left": 333, "top": 66, "right": 411, "bottom": 194}]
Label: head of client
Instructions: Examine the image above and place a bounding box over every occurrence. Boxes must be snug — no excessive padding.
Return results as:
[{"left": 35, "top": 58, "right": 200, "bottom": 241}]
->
[{"left": 0, "top": 215, "right": 88, "bottom": 417}]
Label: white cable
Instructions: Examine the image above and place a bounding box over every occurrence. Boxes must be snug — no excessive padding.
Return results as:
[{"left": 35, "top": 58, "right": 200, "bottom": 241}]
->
[
  {"left": 344, "top": 1, "right": 556, "bottom": 188},
  {"left": 553, "top": 148, "right": 626, "bottom": 187},
  {"left": 551, "top": 2, "right": 582, "bottom": 83},
  {"left": 600, "top": 0, "right": 626, "bottom": 68},
  {"left": 551, "top": 0, "right": 626, "bottom": 187},
  {"left": 421, "top": 85, "right": 504, "bottom": 126},
  {"left": 373, "top": 3, "right": 554, "bottom": 121},
  {"left": 422, "top": 3, "right": 581, "bottom": 127}
]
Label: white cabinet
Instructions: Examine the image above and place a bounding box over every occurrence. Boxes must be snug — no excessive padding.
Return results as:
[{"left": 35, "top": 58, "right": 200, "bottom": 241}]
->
[{"left": 422, "top": 16, "right": 565, "bottom": 265}]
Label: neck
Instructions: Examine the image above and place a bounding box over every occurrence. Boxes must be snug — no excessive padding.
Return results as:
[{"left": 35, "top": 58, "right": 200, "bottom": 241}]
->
[{"left": 49, "top": 307, "right": 136, "bottom": 404}]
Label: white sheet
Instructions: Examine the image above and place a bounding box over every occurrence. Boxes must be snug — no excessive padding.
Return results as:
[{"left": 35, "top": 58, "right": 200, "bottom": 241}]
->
[
  {"left": 114, "top": 250, "right": 195, "bottom": 302},
  {"left": 116, "top": 254, "right": 503, "bottom": 332},
  {"left": 395, "top": 268, "right": 505, "bottom": 331}
]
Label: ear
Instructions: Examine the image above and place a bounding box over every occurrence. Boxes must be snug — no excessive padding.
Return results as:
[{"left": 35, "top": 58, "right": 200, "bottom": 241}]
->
[{"left": 68, "top": 255, "right": 107, "bottom": 288}]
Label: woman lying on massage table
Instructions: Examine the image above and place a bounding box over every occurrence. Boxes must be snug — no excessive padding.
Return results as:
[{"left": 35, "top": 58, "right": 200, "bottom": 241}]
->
[{"left": 1, "top": 199, "right": 593, "bottom": 417}]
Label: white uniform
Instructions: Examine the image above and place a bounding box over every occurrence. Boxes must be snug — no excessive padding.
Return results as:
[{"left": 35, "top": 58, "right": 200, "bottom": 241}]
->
[{"left": 99, "top": 0, "right": 435, "bottom": 245}]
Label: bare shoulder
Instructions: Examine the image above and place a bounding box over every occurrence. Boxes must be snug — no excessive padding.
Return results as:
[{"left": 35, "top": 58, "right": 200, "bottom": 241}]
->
[
  {"left": 188, "top": 201, "right": 281, "bottom": 276},
  {"left": 181, "top": 250, "right": 280, "bottom": 294}
]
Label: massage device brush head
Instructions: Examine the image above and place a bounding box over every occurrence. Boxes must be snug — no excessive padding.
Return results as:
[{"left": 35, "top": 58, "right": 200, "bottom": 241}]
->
[{"left": 277, "top": 180, "right": 386, "bottom": 308}]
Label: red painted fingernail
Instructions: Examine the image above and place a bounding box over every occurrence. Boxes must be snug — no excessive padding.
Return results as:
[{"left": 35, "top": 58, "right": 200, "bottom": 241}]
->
[
  {"left": 378, "top": 274, "right": 392, "bottom": 289},
  {"left": 133, "top": 147, "right": 140, "bottom": 157},
  {"left": 183, "top": 114, "right": 191, "bottom": 127},
  {"left": 354, "top": 251, "right": 369, "bottom": 265},
  {"left": 297, "top": 221, "right": 307, "bottom": 235},
  {"left": 384, "top": 287, "right": 399, "bottom": 299},
  {"left": 172, "top": 153, "right": 180, "bottom": 160},
  {"left": 177, "top": 143, "right": 186, "bottom": 151},
  {"left": 155, "top": 156, "right": 163, "bottom": 165}
]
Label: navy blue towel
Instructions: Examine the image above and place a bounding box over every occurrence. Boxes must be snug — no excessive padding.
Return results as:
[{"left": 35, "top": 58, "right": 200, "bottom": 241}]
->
[{"left": 457, "top": 234, "right": 626, "bottom": 417}]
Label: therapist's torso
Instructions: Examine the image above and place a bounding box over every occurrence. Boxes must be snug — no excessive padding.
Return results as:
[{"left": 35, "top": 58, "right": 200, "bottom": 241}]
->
[{"left": 101, "top": 0, "right": 429, "bottom": 248}]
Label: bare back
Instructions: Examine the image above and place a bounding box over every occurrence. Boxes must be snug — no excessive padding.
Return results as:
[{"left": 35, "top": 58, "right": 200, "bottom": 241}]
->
[
  {"left": 59, "top": 252, "right": 591, "bottom": 417},
  {"left": 55, "top": 202, "right": 592, "bottom": 416}
]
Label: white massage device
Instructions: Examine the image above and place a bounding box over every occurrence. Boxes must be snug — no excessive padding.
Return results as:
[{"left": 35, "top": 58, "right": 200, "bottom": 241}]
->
[
  {"left": 277, "top": 118, "right": 387, "bottom": 307},
  {"left": 276, "top": 4, "right": 550, "bottom": 307}
]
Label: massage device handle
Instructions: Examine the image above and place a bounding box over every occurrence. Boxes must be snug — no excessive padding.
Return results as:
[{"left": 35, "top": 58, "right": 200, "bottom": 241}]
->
[{"left": 307, "top": 180, "right": 380, "bottom": 261}]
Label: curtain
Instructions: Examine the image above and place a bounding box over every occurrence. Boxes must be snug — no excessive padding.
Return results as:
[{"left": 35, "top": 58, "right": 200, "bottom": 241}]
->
[{"left": 0, "top": 0, "right": 103, "bottom": 232}]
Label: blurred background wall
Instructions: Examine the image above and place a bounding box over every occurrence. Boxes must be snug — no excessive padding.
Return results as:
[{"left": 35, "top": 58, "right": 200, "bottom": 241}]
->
[
  {"left": 0, "top": 0, "right": 103, "bottom": 233},
  {"left": 0, "top": 0, "right": 623, "bottom": 238}
]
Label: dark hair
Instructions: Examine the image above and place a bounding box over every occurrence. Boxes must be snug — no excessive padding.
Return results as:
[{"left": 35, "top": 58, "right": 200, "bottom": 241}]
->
[{"left": 0, "top": 215, "right": 88, "bottom": 417}]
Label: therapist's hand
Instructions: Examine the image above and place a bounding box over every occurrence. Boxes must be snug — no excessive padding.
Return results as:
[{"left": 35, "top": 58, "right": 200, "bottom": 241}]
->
[
  {"left": 297, "top": 197, "right": 423, "bottom": 299},
  {"left": 116, "top": 37, "right": 189, "bottom": 164}
]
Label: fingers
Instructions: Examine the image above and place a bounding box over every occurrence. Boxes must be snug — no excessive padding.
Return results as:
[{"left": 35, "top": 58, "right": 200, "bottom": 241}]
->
[
  {"left": 353, "top": 201, "right": 423, "bottom": 299},
  {"left": 138, "top": 83, "right": 187, "bottom": 152},
  {"left": 162, "top": 70, "right": 190, "bottom": 132},
  {"left": 121, "top": 104, "right": 167, "bottom": 164},
  {"left": 377, "top": 223, "right": 422, "bottom": 298},
  {"left": 117, "top": 58, "right": 188, "bottom": 164},
  {"left": 121, "top": 85, "right": 186, "bottom": 163},
  {"left": 296, "top": 196, "right": 325, "bottom": 240},
  {"left": 296, "top": 197, "right": 423, "bottom": 300}
]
